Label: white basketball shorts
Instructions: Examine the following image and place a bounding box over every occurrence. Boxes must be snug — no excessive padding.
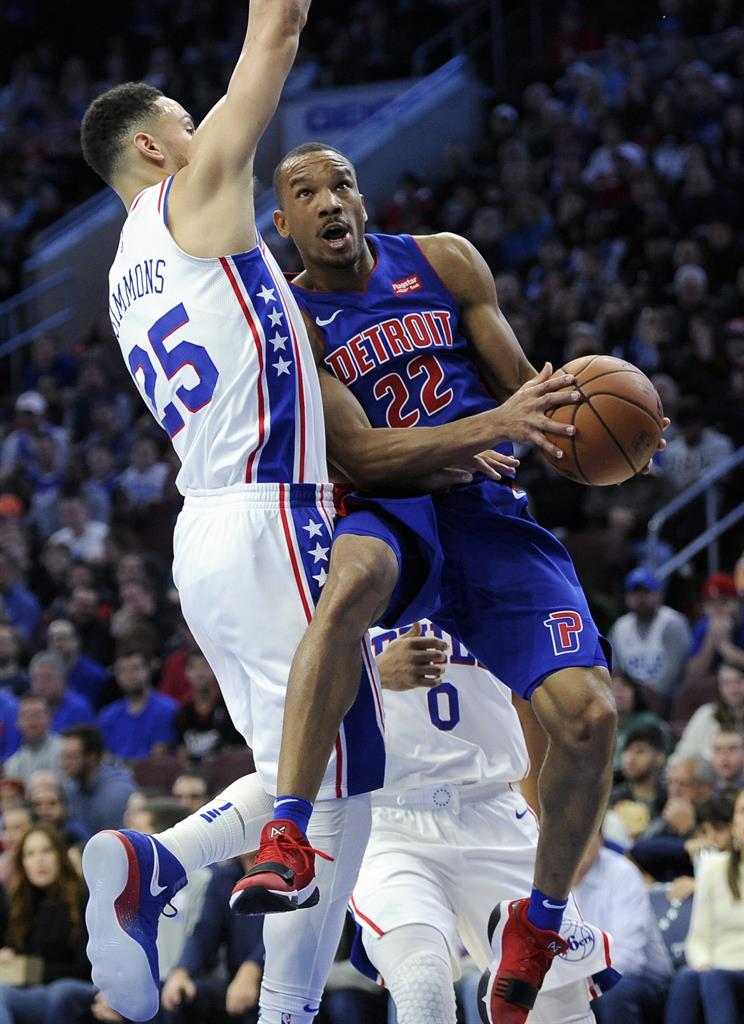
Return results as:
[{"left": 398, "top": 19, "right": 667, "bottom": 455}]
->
[
  {"left": 352, "top": 784, "right": 613, "bottom": 1019},
  {"left": 173, "top": 482, "right": 385, "bottom": 800}
]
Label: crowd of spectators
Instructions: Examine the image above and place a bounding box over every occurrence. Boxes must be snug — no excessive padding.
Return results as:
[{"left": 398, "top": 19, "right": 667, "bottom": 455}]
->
[
  {"left": 0, "top": 0, "right": 743, "bottom": 1022},
  {"left": 0, "top": 0, "right": 463, "bottom": 302},
  {"left": 295, "top": 8, "right": 744, "bottom": 623}
]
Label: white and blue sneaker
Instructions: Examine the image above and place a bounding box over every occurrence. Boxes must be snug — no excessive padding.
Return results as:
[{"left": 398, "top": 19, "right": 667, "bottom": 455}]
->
[{"left": 83, "top": 829, "right": 187, "bottom": 1022}]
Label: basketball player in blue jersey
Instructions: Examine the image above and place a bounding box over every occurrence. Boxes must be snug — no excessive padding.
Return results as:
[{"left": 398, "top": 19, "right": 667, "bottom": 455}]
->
[
  {"left": 265, "top": 142, "right": 667, "bottom": 1024},
  {"left": 76, "top": 5, "right": 585, "bottom": 1020}
]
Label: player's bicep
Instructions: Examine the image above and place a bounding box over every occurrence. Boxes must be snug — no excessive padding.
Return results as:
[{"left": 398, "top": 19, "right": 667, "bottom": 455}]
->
[
  {"left": 454, "top": 245, "right": 535, "bottom": 398},
  {"left": 187, "top": 1, "right": 307, "bottom": 186},
  {"left": 190, "top": 59, "right": 289, "bottom": 178},
  {"left": 462, "top": 302, "right": 534, "bottom": 401},
  {"left": 422, "top": 234, "right": 535, "bottom": 399}
]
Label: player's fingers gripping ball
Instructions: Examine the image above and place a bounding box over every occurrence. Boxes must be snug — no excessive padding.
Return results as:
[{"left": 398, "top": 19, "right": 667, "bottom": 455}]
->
[{"left": 543, "top": 355, "right": 664, "bottom": 485}]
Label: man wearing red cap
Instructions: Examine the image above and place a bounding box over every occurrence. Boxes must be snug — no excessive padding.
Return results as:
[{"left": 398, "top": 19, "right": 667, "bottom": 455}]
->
[{"left": 687, "top": 573, "right": 744, "bottom": 689}]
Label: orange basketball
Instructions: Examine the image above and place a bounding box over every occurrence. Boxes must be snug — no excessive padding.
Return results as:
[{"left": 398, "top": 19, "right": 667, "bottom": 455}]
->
[{"left": 543, "top": 355, "right": 664, "bottom": 486}]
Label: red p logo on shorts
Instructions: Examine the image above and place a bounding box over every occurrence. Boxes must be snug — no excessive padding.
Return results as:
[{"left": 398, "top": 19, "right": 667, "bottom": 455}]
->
[{"left": 543, "top": 610, "right": 584, "bottom": 655}]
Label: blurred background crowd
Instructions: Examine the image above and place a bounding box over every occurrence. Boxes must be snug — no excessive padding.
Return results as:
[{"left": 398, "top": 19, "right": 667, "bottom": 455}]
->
[{"left": 0, "top": 0, "right": 744, "bottom": 1022}]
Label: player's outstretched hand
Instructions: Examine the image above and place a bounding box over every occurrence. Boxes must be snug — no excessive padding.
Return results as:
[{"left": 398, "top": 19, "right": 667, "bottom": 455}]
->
[
  {"left": 376, "top": 622, "right": 448, "bottom": 691},
  {"left": 452, "top": 450, "right": 519, "bottom": 481},
  {"left": 640, "top": 416, "right": 671, "bottom": 474},
  {"left": 414, "top": 451, "right": 519, "bottom": 489},
  {"left": 491, "top": 362, "right": 580, "bottom": 460}
]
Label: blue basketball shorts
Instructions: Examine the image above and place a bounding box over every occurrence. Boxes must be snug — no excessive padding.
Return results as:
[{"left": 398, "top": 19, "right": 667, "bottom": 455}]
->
[
  {"left": 333, "top": 491, "right": 443, "bottom": 629},
  {"left": 432, "top": 479, "right": 609, "bottom": 699}
]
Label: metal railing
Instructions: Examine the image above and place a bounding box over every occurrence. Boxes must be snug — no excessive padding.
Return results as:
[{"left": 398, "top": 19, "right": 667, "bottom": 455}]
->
[
  {"left": 0, "top": 270, "right": 70, "bottom": 342},
  {"left": 0, "top": 270, "right": 74, "bottom": 392},
  {"left": 646, "top": 447, "right": 744, "bottom": 579},
  {"left": 411, "top": 1, "right": 491, "bottom": 76}
]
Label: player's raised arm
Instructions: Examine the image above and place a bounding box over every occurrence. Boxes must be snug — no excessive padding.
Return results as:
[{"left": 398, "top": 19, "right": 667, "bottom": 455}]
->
[{"left": 169, "top": 0, "right": 311, "bottom": 256}]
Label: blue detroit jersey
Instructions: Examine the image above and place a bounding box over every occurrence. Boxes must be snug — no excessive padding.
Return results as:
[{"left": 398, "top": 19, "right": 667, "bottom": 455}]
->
[
  {"left": 291, "top": 233, "right": 511, "bottom": 455},
  {"left": 293, "top": 233, "right": 608, "bottom": 698}
]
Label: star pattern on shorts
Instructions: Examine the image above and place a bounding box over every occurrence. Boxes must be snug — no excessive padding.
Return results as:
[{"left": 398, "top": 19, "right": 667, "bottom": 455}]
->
[
  {"left": 257, "top": 285, "right": 276, "bottom": 304},
  {"left": 269, "top": 332, "right": 288, "bottom": 351},
  {"left": 268, "top": 308, "right": 284, "bottom": 327},
  {"left": 303, "top": 521, "right": 324, "bottom": 538},
  {"left": 273, "top": 356, "right": 292, "bottom": 376},
  {"left": 312, "top": 568, "right": 328, "bottom": 587},
  {"left": 308, "top": 542, "right": 329, "bottom": 564}
]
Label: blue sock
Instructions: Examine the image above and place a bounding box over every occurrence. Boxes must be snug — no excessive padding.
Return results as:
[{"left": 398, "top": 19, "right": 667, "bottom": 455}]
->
[
  {"left": 273, "top": 795, "right": 313, "bottom": 836},
  {"left": 526, "top": 886, "right": 568, "bottom": 933}
]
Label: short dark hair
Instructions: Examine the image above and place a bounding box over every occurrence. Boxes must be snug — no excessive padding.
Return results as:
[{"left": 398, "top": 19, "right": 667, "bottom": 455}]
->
[
  {"left": 61, "top": 724, "right": 104, "bottom": 759},
  {"left": 116, "top": 624, "right": 160, "bottom": 662},
  {"left": 695, "top": 793, "right": 734, "bottom": 828},
  {"left": 273, "top": 141, "right": 350, "bottom": 204},
  {"left": 81, "top": 82, "right": 164, "bottom": 185},
  {"left": 623, "top": 722, "right": 667, "bottom": 754},
  {"left": 115, "top": 647, "right": 150, "bottom": 667}
]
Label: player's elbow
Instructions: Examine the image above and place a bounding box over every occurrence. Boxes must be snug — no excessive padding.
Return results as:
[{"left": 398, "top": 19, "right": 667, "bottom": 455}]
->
[
  {"left": 255, "top": 0, "right": 309, "bottom": 44},
  {"left": 288, "top": 0, "right": 311, "bottom": 30}
]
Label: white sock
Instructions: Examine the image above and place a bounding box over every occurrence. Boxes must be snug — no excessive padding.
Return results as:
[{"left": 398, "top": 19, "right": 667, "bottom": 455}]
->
[
  {"left": 156, "top": 772, "right": 272, "bottom": 873},
  {"left": 258, "top": 991, "right": 316, "bottom": 1024}
]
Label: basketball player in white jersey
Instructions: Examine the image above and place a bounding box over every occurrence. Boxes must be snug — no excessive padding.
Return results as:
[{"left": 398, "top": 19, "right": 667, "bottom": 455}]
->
[
  {"left": 76, "top": 3, "right": 582, "bottom": 1021},
  {"left": 351, "top": 622, "right": 619, "bottom": 1024},
  {"left": 145, "top": 625, "right": 617, "bottom": 1024}
]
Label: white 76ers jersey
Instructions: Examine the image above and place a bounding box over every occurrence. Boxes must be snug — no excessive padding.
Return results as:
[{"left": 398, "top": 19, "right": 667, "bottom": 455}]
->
[
  {"left": 109, "top": 175, "right": 327, "bottom": 493},
  {"left": 370, "top": 621, "right": 529, "bottom": 794}
]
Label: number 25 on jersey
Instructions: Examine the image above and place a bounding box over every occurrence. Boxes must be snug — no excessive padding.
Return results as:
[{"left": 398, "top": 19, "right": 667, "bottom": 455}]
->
[{"left": 128, "top": 302, "right": 219, "bottom": 438}]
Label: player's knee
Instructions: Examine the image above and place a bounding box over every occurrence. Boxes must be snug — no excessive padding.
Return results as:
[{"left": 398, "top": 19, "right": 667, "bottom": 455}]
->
[
  {"left": 386, "top": 952, "right": 457, "bottom": 1024},
  {"left": 321, "top": 539, "right": 399, "bottom": 631},
  {"left": 538, "top": 667, "right": 616, "bottom": 755}
]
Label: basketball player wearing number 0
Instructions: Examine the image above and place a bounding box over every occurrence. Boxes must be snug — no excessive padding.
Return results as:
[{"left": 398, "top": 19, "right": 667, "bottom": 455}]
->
[{"left": 272, "top": 143, "right": 669, "bottom": 1023}]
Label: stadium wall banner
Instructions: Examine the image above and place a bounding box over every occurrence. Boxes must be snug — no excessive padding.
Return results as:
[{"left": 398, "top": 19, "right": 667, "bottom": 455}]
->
[{"left": 281, "top": 78, "right": 420, "bottom": 150}]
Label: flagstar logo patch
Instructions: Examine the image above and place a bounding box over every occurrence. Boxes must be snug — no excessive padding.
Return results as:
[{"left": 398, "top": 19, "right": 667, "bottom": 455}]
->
[{"left": 392, "top": 274, "right": 422, "bottom": 295}]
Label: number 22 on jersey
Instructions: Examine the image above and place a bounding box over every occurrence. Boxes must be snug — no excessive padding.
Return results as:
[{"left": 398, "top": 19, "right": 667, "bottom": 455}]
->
[
  {"left": 373, "top": 353, "right": 454, "bottom": 428},
  {"left": 128, "top": 302, "right": 219, "bottom": 438}
]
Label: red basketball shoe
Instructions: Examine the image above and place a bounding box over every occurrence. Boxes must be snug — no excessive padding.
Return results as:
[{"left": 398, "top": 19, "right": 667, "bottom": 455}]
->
[
  {"left": 229, "top": 819, "right": 332, "bottom": 915},
  {"left": 478, "top": 898, "right": 568, "bottom": 1023}
]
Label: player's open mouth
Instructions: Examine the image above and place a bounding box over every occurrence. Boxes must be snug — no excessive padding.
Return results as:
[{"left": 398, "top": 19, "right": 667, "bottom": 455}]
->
[{"left": 320, "top": 223, "right": 351, "bottom": 251}]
